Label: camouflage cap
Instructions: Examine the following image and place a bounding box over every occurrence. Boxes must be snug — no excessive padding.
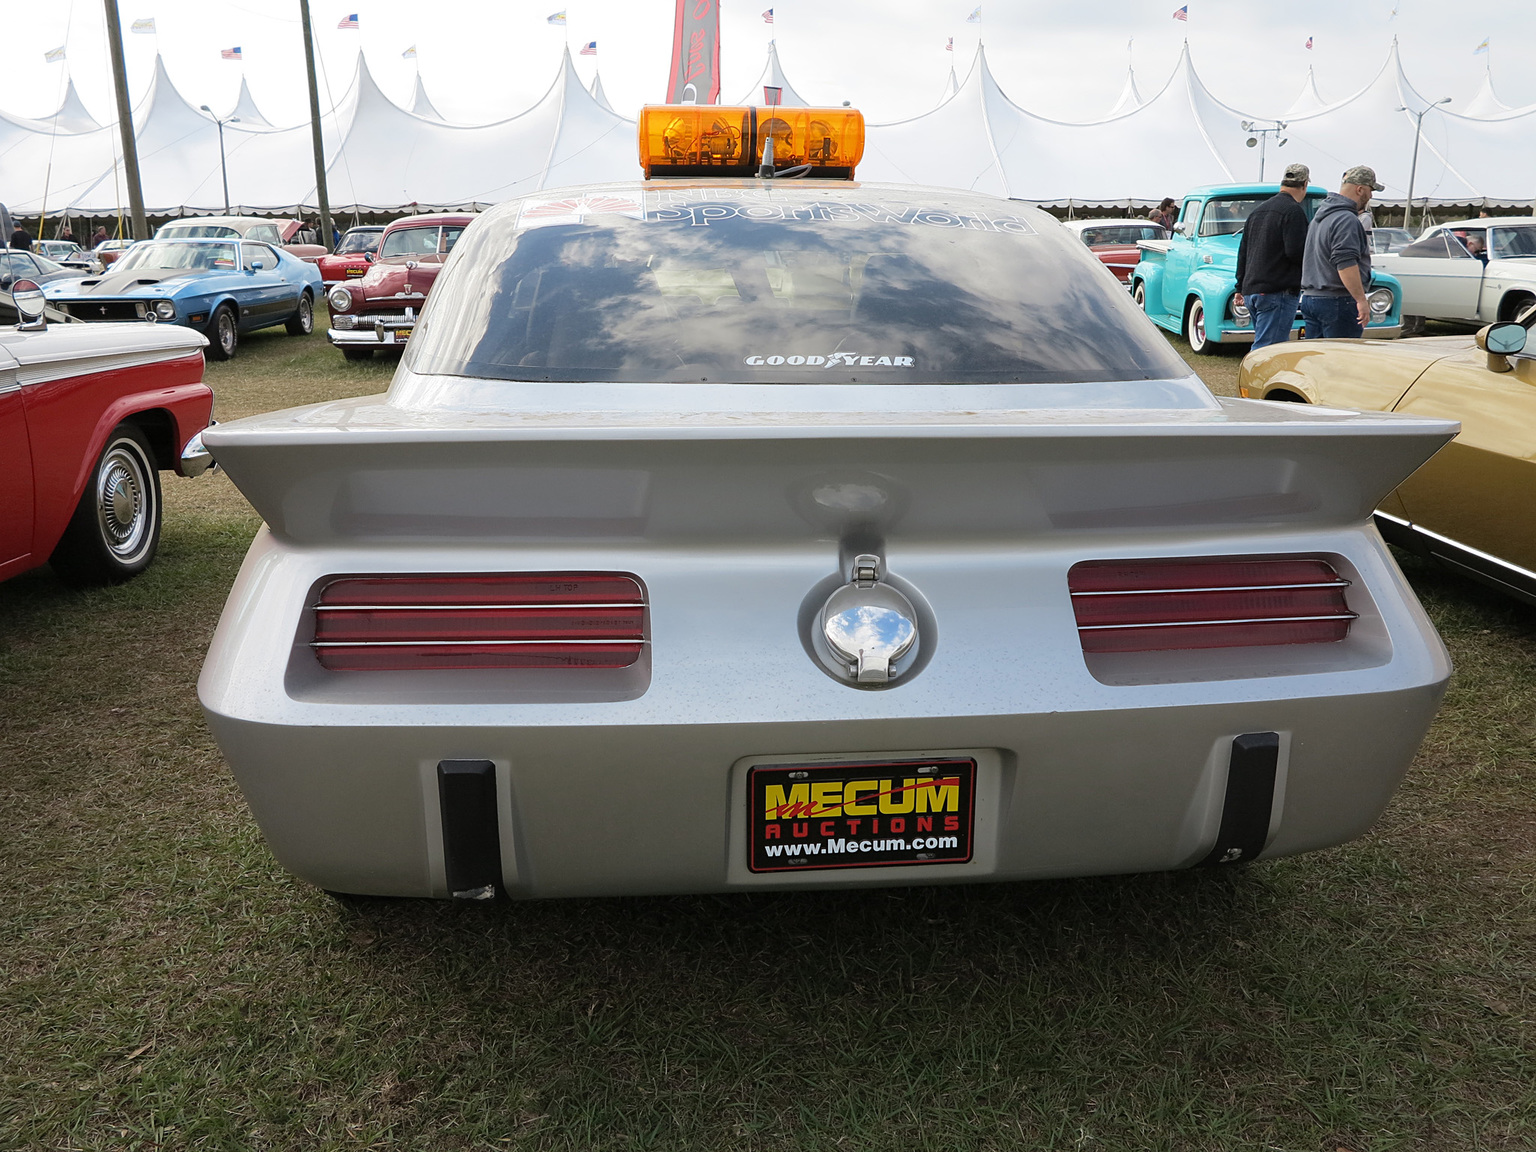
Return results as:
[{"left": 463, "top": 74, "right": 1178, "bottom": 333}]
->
[
  {"left": 1280, "top": 163, "right": 1311, "bottom": 187},
  {"left": 1342, "top": 165, "right": 1385, "bottom": 191}
]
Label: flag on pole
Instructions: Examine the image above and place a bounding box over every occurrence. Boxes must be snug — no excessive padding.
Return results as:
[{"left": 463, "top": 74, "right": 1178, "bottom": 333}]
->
[
  {"left": 1473, "top": 38, "right": 1490, "bottom": 55},
  {"left": 221, "top": 46, "right": 242, "bottom": 60},
  {"left": 945, "top": 36, "right": 953, "bottom": 51},
  {"left": 337, "top": 13, "right": 359, "bottom": 29},
  {"left": 965, "top": 6, "right": 981, "bottom": 23},
  {"left": 762, "top": 8, "right": 774, "bottom": 23},
  {"left": 1172, "top": 6, "right": 1188, "bottom": 21},
  {"left": 402, "top": 46, "right": 417, "bottom": 59},
  {"left": 130, "top": 18, "right": 156, "bottom": 33},
  {"left": 547, "top": 10, "right": 567, "bottom": 24},
  {"left": 44, "top": 45, "right": 66, "bottom": 63},
  {"left": 580, "top": 41, "right": 597, "bottom": 55},
  {"left": 1305, "top": 37, "right": 1313, "bottom": 49}
]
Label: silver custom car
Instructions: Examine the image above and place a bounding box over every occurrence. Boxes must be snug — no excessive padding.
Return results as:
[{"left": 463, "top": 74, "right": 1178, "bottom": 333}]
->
[{"left": 200, "top": 175, "right": 1457, "bottom": 901}]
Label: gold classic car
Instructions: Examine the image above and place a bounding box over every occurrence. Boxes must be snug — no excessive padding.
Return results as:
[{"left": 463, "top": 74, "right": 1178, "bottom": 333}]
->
[{"left": 1238, "top": 306, "right": 1536, "bottom": 605}]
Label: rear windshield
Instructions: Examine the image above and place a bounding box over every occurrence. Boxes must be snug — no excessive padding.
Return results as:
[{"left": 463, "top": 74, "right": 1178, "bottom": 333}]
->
[
  {"left": 159, "top": 224, "right": 240, "bottom": 239},
  {"left": 1198, "top": 194, "right": 1325, "bottom": 237},
  {"left": 1079, "top": 224, "right": 1165, "bottom": 245},
  {"left": 407, "top": 195, "right": 1187, "bottom": 385}
]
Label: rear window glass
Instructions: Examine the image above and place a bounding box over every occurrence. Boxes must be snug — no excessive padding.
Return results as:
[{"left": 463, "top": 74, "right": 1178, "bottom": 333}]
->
[
  {"left": 159, "top": 224, "right": 240, "bottom": 239},
  {"left": 1078, "top": 225, "right": 1164, "bottom": 245},
  {"left": 381, "top": 226, "right": 463, "bottom": 259},
  {"left": 407, "top": 194, "right": 1187, "bottom": 385}
]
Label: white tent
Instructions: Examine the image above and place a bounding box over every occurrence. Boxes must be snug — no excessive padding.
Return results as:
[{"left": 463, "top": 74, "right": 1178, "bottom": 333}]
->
[
  {"left": 1283, "top": 67, "right": 1333, "bottom": 119},
  {"left": 1107, "top": 67, "right": 1145, "bottom": 117},
  {"left": 230, "top": 77, "right": 276, "bottom": 129},
  {"left": 736, "top": 41, "right": 809, "bottom": 107},
  {"left": 406, "top": 74, "right": 445, "bottom": 123}
]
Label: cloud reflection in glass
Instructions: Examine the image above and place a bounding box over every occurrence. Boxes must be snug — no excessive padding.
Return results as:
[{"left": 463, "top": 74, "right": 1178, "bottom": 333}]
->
[{"left": 822, "top": 603, "right": 917, "bottom": 683}]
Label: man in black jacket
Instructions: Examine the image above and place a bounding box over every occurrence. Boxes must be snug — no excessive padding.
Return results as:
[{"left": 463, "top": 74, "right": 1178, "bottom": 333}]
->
[{"left": 1234, "top": 163, "right": 1311, "bottom": 350}]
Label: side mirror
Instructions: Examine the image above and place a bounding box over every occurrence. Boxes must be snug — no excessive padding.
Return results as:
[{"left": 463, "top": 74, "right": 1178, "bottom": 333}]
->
[
  {"left": 1173, "top": 221, "right": 1190, "bottom": 236},
  {"left": 12, "top": 278, "right": 47, "bottom": 330},
  {"left": 248, "top": 260, "right": 266, "bottom": 271},
  {"left": 364, "top": 252, "right": 374, "bottom": 263},
  {"left": 1476, "top": 321, "right": 1527, "bottom": 373}
]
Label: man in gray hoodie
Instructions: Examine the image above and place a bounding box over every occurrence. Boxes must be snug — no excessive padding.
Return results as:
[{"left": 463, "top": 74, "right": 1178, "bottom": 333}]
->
[{"left": 1299, "top": 165, "right": 1385, "bottom": 339}]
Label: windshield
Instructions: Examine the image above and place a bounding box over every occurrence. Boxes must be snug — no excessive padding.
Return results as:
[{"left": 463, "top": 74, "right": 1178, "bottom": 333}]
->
[
  {"left": 407, "top": 193, "right": 1188, "bottom": 385},
  {"left": 381, "top": 226, "right": 463, "bottom": 259},
  {"left": 117, "top": 242, "right": 240, "bottom": 271},
  {"left": 336, "top": 230, "right": 381, "bottom": 255},
  {"left": 1491, "top": 225, "right": 1536, "bottom": 259},
  {"left": 1199, "top": 194, "right": 1324, "bottom": 237}
]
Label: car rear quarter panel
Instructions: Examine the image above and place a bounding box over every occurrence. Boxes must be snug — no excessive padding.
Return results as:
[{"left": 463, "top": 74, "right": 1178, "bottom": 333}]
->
[{"left": 1239, "top": 341, "right": 1447, "bottom": 408}]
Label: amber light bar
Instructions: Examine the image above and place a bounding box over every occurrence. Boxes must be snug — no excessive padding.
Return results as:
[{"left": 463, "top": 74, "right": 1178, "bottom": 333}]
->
[
  {"left": 1068, "top": 558, "right": 1356, "bottom": 654},
  {"left": 312, "top": 573, "right": 646, "bottom": 672},
  {"left": 638, "top": 105, "right": 865, "bottom": 179}
]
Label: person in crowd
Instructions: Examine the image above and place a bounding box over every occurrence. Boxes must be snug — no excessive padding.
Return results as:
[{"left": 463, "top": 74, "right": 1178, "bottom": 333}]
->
[
  {"left": 1234, "top": 163, "right": 1311, "bottom": 351},
  {"left": 91, "top": 226, "right": 108, "bottom": 248},
  {"left": 10, "top": 223, "right": 33, "bottom": 250},
  {"left": 59, "top": 226, "right": 75, "bottom": 244},
  {"left": 1465, "top": 234, "right": 1489, "bottom": 264},
  {"left": 1300, "top": 165, "right": 1383, "bottom": 340},
  {"left": 1154, "top": 197, "right": 1178, "bottom": 231}
]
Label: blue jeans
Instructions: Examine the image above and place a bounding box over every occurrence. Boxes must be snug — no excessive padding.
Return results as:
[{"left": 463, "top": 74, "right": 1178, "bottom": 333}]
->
[
  {"left": 1246, "top": 291, "right": 1300, "bottom": 350},
  {"left": 1301, "top": 294, "right": 1364, "bottom": 340}
]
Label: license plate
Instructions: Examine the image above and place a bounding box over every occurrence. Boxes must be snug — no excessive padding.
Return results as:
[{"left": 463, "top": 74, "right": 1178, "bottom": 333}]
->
[{"left": 748, "top": 758, "right": 976, "bottom": 873}]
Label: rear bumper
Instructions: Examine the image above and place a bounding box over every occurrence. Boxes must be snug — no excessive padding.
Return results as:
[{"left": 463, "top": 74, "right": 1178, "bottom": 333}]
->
[{"left": 200, "top": 528, "right": 1450, "bottom": 899}]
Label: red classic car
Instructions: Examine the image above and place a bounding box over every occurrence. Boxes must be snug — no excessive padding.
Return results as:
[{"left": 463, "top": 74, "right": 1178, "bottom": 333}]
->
[
  {"left": 325, "top": 213, "right": 472, "bottom": 361},
  {"left": 1060, "top": 218, "right": 1169, "bottom": 285},
  {"left": 0, "top": 281, "right": 214, "bottom": 587},
  {"left": 317, "top": 226, "right": 384, "bottom": 287}
]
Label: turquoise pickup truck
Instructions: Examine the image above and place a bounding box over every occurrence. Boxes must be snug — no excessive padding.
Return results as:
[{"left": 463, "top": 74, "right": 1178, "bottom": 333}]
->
[{"left": 1131, "top": 183, "right": 1403, "bottom": 354}]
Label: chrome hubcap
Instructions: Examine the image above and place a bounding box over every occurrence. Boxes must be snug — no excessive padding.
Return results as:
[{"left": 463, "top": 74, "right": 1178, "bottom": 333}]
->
[{"left": 96, "top": 444, "right": 151, "bottom": 559}]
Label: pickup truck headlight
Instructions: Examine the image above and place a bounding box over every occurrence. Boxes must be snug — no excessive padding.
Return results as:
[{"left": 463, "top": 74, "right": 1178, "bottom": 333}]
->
[
  {"left": 153, "top": 300, "right": 177, "bottom": 320},
  {"left": 1368, "top": 287, "right": 1394, "bottom": 318},
  {"left": 328, "top": 285, "right": 353, "bottom": 313}
]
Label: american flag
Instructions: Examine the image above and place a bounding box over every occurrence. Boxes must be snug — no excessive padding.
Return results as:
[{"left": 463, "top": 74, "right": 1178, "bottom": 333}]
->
[
  {"left": 580, "top": 41, "right": 597, "bottom": 55},
  {"left": 945, "top": 36, "right": 953, "bottom": 51},
  {"left": 762, "top": 8, "right": 773, "bottom": 22},
  {"left": 337, "top": 13, "right": 359, "bottom": 29},
  {"left": 1172, "top": 5, "right": 1188, "bottom": 20},
  {"left": 221, "top": 46, "right": 242, "bottom": 60},
  {"left": 1305, "top": 36, "right": 1313, "bottom": 49}
]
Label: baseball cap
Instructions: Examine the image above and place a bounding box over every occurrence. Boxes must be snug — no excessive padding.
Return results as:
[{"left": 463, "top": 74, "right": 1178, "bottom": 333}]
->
[
  {"left": 1280, "top": 163, "right": 1311, "bottom": 187},
  {"left": 1342, "top": 165, "right": 1385, "bottom": 191}
]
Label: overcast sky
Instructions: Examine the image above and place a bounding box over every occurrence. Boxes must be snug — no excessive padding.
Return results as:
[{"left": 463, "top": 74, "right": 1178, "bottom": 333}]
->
[{"left": 4, "top": 1, "right": 1533, "bottom": 130}]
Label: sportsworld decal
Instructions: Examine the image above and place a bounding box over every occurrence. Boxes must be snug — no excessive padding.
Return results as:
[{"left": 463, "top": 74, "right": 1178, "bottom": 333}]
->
[
  {"left": 744, "top": 353, "right": 915, "bottom": 368},
  {"left": 645, "top": 197, "right": 1036, "bottom": 233}
]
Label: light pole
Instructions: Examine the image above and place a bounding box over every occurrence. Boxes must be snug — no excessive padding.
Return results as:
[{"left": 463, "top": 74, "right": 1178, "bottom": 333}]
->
[
  {"left": 1394, "top": 97, "right": 1451, "bottom": 233},
  {"left": 1240, "top": 120, "right": 1287, "bottom": 182},
  {"left": 199, "top": 106, "right": 241, "bottom": 213}
]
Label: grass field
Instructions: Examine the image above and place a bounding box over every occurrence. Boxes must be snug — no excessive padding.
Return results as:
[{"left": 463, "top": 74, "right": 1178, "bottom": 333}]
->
[{"left": 1, "top": 321, "right": 1532, "bottom": 1151}]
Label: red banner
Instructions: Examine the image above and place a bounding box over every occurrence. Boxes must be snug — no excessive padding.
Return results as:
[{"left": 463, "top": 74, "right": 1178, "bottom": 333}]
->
[{"left": 666, "top": 0, "right": 720, "bottom": 105}]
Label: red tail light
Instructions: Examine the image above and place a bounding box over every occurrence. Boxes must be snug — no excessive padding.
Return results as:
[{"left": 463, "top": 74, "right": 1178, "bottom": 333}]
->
[
  {"left": 1068, "top": 558, "right": 1355, "bottom": 654},
  {"left": 312, "top": 573, "right": 646, "bottom": 671}
]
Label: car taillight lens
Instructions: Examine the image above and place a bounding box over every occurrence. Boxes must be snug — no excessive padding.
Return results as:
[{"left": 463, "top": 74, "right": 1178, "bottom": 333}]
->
[
  {"left": 1068, "top": 558, "right": 1355, "bottom": 654},
  {"left": 312, "top": 573, "right": 646, "bottom": 671}
]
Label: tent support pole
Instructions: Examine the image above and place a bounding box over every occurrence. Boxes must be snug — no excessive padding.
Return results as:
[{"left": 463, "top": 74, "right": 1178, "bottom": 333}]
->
[
  {"left": 102, "top": 0, "right": 148, "bottom": 240},
  {"left": 299, "top": 0, "right": 335, "bottom": 251}
]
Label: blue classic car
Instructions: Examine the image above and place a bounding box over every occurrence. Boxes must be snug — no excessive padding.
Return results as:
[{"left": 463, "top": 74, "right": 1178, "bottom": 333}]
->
[
  {"left": 41, "top": 238, "right": 323, "bottom": 361},
  {"left": 1131, "top": 183, "right": 1403, "bottom": 354}
]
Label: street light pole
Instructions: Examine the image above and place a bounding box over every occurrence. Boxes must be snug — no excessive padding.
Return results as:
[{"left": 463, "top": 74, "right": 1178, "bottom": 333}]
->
[
  {"left": 1240, "top": 121, "right": 1288, "bottom": 182},
  {"left": 199, "top": 106, "right": 241, "bottom": 214},
  {"left": 1395, "top": 97, "right": 1451, "bottom": 233}
]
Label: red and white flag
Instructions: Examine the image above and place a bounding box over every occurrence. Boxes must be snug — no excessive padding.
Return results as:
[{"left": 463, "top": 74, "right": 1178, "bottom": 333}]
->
[
  {"left": 337, "top": 13, "right": 359, "bottom": 29},
  {"left": 762, "top": 8, "right": 774, "bottom": 23},
  {"left": 220, "top": 46, "right": 242, "bottom": 60},
  {"left": 580, "top": 41, "right": 597, "bottom": 55},
  {"left": 1172, "top": 5, "right": 1188, "bottom": 20},
  {"left": 945, "top": 36, "right": 953, "bottom": 51},
  {"left": 1305, "top": 36, "right": 1313, "bottom": 50}
]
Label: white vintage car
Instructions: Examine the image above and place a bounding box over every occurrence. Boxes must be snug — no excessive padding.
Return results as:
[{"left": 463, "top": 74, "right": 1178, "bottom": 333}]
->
[
  {"left": 1376, "top": 217, "right": 1536, "bottom": 330},
  {"left": 198, "top": 106, "right": 1458, "bottom": 901}
]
